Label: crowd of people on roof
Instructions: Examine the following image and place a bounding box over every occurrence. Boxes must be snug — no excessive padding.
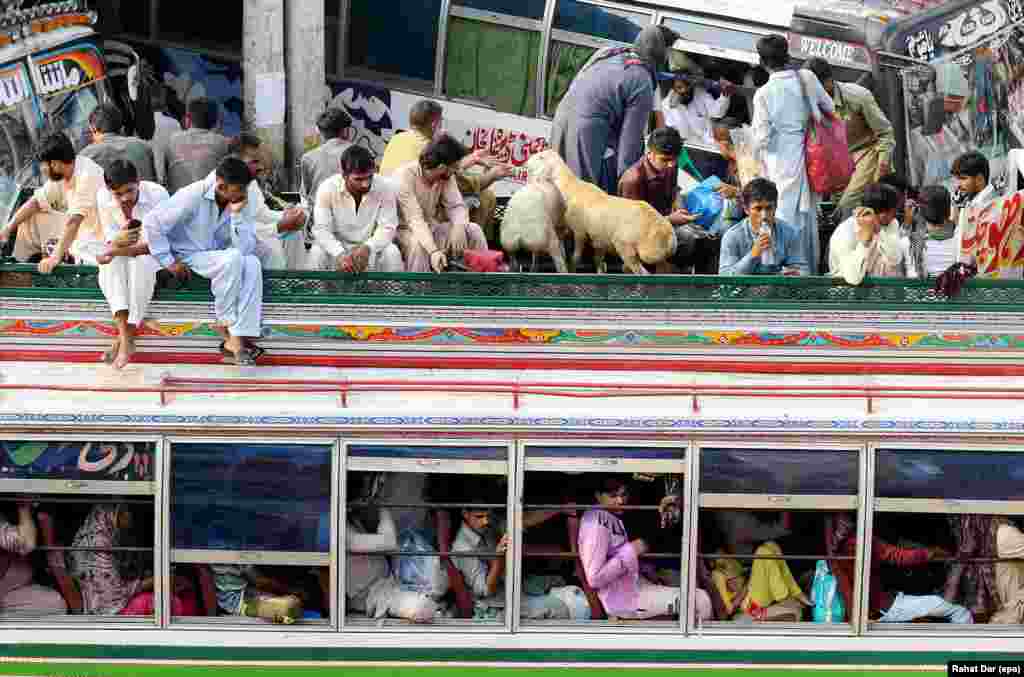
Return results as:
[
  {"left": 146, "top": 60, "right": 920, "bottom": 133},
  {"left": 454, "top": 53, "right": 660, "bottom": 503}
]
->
[
  {"left": 10, "top": 469, "right": 1024, "bottom": 627},
  {"left": 0, "top": 26, "right": 993, "bottom": 367}
]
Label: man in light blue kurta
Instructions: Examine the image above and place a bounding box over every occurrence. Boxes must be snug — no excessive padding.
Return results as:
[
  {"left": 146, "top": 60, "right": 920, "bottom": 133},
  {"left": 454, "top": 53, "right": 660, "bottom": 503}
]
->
[
  {"left": 143, "top": 156, "right": 263, "bottom": 364},
  {"left": 751, "top": 34, "right": 834, "bottom": 275},
  {"left": 719, "top": 177, "right": 810, "bottom": 276}
]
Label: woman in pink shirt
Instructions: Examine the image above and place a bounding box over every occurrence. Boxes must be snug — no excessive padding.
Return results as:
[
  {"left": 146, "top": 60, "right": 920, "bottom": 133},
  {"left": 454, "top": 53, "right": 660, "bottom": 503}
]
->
[{"left": 578, "top": 477, "right": 712, "bottom": 621}]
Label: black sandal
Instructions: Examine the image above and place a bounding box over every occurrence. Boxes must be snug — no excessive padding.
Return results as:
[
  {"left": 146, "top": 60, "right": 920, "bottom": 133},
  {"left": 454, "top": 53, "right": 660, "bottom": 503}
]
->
[{"left": 220, "top": 342, "right": 265, "bottom": 363}]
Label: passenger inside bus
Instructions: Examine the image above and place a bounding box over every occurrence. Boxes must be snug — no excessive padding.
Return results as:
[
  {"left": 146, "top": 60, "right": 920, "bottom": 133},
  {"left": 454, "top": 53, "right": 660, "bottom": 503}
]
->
[
  {"left": 64, "top": 503, "right": 196, "bottom": 616},
  {"left": 0, "top": 502, "right": 66, "bottom": 616},
  {"left": 945, "top": 514, "right": 1024, "bottom": 625},
  {"left": 830, "top": 511, "right": 972, "bottom": 624},
  {"left": 578, "top": 476, "right": 712, "bottom": 621}
]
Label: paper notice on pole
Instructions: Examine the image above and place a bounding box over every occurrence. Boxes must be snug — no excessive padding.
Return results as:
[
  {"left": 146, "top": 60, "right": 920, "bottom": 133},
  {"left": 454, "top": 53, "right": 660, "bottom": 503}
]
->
[{"left": 252, "top": 72, "right": 286, "bottom": 127}]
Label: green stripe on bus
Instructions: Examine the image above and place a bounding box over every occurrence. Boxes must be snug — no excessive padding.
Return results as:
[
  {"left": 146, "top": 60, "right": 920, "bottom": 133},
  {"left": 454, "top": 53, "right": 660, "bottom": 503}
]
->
[
  {"left": 0, "top": 667, "right": 940, "bottom": 677},
  {"left": 0, "top": 646, "right": 1013, "bottom": 664}
]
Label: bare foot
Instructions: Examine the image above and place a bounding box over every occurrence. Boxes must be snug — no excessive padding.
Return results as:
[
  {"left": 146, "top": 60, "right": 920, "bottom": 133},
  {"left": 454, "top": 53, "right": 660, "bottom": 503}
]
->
[
  {"left": 101, "top": 338, "right": 120, "bottom": 364},
  {"left": 141, "top": 319, "right": 162, "bottom": 334},
  {"left": 113, "top": 334, "right": 135, "bottom": 370}
]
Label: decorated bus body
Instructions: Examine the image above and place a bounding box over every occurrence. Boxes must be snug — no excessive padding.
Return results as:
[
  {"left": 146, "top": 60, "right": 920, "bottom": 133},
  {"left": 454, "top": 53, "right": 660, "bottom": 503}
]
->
[{"left": 1, "top": 267, "right": 1024, "bottom": 674}]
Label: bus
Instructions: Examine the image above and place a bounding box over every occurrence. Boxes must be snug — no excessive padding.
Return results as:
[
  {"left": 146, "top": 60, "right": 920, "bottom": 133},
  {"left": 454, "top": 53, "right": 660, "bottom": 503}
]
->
[{"left": 0, "top": 266, "right": 1022, "bottom": 675}]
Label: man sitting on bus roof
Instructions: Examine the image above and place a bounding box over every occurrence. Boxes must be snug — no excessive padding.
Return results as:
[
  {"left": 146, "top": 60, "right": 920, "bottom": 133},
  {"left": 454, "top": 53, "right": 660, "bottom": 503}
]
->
[
  {"left": 828, "top": 182, "right": 911, "bottom": 285},
  {"left": 300, "top": 108, "right": 353, "bottom": 207},
  {"left": 393, "top": 134, "right": 488, "bottom": 273},
  {"left": 0, "top": 132, "right": 106, "bottom": 271},
  {"left": 618, "top": 127, "right": 699, "bottom": 271},
  {"left": 94, "top": 159, "right": 169, "bottom": 370},
  {"left": 805, "top": 57, "right": 895, "bottom": 219},
  {"left": 206, "top": 133, "right": 307, "bottom": 270},
  {"left": 143, "top": 156, "right": 263, "bottom": 366},
  {"left": 80, "top": 103, "right": 159, "bottom": 184},
  {"left": 165, "top": 98, "right": 231, "bottom": 194},
  {"left": 719, "top": 178, "right": 810, "bottom": 276},
  {"left": 308, "top": 145, "right": 403, "bottom": 274},
  {"left": 379, "top": 100, "right": 513, "bottom": 240}
]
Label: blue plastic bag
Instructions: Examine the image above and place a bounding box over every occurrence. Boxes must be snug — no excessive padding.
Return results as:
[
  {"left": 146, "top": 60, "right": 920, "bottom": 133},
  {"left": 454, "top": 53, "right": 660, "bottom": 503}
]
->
[
  {"left": 396, "top": 527, "right": 449, "bottom": 598},
  {"left": 685, "top": 176, "right": 725, "bottom": 229},
  {"left": 811, "top": 559, "right": 845, "bottom": 623}
]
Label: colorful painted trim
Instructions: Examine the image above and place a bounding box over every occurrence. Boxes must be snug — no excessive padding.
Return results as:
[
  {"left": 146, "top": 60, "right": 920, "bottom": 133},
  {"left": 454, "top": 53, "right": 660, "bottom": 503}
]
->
[
  {"left": 2, "top": 319, "right": 1024, "bottom": 352},
  {"left": 0, "top": 413, "right": 1019, "bottom": 433}
]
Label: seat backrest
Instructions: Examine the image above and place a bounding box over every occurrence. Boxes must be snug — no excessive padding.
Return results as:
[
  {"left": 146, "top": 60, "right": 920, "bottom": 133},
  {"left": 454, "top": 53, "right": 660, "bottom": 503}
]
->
[
  {"left": 36, "top": 511, "right": 81, "bottom": 614},
  {"left": 194, "top": 564, "right": 218, "bottom": 616},
  {"left": 433, "top": 509, "right": 474, "bottom": 619},
  {"left": 566, "top": 514, "right": 606, "bottom": 620}
]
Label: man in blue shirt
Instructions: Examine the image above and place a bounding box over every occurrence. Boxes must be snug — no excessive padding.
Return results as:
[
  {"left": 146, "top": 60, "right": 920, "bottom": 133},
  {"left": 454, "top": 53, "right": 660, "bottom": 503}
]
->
[
  {"left": 718, "top": 178, "right": 810, "bottom": 276},
  {"left": 143, "top": 157, "right": 263, "bottom": 365}
]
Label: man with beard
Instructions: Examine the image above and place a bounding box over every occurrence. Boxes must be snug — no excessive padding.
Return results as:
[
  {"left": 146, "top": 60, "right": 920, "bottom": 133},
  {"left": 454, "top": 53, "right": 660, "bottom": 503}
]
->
[
  {"left": 309, "top": 145, "right": 403, "bottom": 273},
  {"left": 655, "top": 68, "right": 735, "bottom": 180},
  {"left": 0, "top": 132, "right": 106, "bottom": 269},
  {"left": 550, "top": 25, "right": 679, "bottom": 194}
]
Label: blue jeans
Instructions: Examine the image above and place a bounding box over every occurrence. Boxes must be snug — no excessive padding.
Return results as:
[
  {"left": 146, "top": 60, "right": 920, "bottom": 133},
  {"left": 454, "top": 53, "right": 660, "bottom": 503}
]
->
[{"left": 880, "top": 593, "right": 973, "bottom": 624}]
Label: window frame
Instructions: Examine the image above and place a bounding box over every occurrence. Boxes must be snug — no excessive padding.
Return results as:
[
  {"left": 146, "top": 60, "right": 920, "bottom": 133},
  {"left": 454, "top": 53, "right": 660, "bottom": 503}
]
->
[
  {"left": 691, "top": 440, "right": 868, "bottom": 635},
  {"left": 163, "top": 436, "right": 339, "bottom": 630},
  {"left": 656, "top": 10, "right": 776, "bottom": 67},
  {"left": 515, "top": 439, "right": 690, "bottom": 633},
  {"left": 439, "top": 2, "right": 547, "bottom": 114},
  {"left": 864, "top": 441, "right": 1024, "bottom": 636},
  {"left": 540, "top": 0, "right": 655, "bottom": 120},
  {"left": 0, "top": 433, "right": 163, "bottom": 628},
  {"left": 339, "top": 438, "right": 515, "bottom": 633}
]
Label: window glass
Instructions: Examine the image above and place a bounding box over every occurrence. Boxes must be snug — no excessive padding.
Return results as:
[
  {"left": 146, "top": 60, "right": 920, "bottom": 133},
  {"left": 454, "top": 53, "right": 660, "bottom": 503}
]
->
[
  {"left": 444, "top": 17, "right": 540, "bottom": 116},
  {"left": 453, "top": 0, "right": 546, "bottom": 20},
  {"left": 521, "top": 445, "right": 685, "bottom": 625},
  {"left": 0, "top": 440, "right": 158, "bottom": 621},
  {"left": 545, "top": 41, "right": 596, "bottom": 117},
  {"left": 344, "top": 446, "right": 509, "bottom": 627},
  {"left": 867, "top": 511, "right": 982, "bottom": 626},
  {"left": 701, "top": 448, "right": 859, "bottom": 496},
  {"left": 554, "top": 0, "right": 648, "bottom": 42},
  {"left": 0, "top": 440, "right": 155, "bottom": 482},
  {"left": 170, "top": 442, "right": 332, "bottom": 624},
  {"left": 697, "top": 508, "right": 855, "bottom": 626},
  {"left": 876, "top": 450, "right": 1024, "bottom": 501},
  {"left": 348, "top": 0, "right": 443, "bottom": 84},
  {"left": 661, "top": 16, "right": 763, "bottom": 57}
]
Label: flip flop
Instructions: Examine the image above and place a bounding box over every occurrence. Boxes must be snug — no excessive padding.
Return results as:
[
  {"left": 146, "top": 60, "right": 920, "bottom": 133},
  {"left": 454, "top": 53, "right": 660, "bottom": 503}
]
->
[
  {"left": 220, "top": 342, "right": 265, "bottom": 363},
  {"left": 222, "top": 347, "right": 256, "bottom": 366}
]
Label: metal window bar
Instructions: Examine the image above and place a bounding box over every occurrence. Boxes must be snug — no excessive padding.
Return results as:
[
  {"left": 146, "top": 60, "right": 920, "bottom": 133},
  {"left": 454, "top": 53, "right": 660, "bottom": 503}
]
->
[
  {"left": 523, "top": 504, "right": 666, "bottom": 510},
  {"left": 35, "top": 546, "right": 152, "bottom": 553},
  {"left": 353, "top": 549, "right": 682, "bottom": 559},
  {"left": 1, "top": 497, "right": 154, "bottom": 505},
  {"left": 347, "top": 502, "right": 506, "bottom": 509},
  {"left": 696, "top": 553, "right": 855, "bottom": 561}
]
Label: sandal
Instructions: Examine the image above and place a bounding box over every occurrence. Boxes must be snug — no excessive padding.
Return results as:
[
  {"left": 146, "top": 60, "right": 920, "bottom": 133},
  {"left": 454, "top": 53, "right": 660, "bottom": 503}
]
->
[
  {"left": 222, "top": 347, "right": 256, "bottom": 366},
  {"left": 220, "top": 342, "right": 265, "bottom": 363}
]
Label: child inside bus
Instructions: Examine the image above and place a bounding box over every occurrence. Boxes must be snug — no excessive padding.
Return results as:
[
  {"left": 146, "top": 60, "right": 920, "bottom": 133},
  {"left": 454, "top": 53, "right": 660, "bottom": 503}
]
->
[
  {"left": 578, "top": 476, "right": 712, "bottom": 621},
  {"left": 710, "top": 541, "right": 809, "bottom": 622}
]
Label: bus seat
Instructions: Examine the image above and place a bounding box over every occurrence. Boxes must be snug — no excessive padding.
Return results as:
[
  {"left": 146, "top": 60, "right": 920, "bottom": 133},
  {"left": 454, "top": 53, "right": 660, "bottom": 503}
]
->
[
  {"left": 433, "top": 509, "right": 474, "bottom": 619},
  {"left": 194, "top": 564, "right": 218, "bottom": 616},
  {"left": 37, "top": 511, "right": 82, "bottom": 614}
]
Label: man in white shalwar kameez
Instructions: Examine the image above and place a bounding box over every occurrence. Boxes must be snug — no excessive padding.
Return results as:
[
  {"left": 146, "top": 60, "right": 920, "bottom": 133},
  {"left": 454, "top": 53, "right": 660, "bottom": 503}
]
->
[
  {"left": 94, "top": 159, "right": 169, "bottom": 369},
  {"left": 143, "top": 157, "right": 263, "bottom": 365},
  {"left": 751, "top": 34, "right": 834, "bottom": 275},
  {"left": 308, "top": 145, "right": 404, "bottom": 273}
]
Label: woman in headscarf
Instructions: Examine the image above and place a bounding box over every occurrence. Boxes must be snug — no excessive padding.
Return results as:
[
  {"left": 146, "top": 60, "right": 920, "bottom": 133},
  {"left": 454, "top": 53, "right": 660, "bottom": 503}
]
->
[{"left": 550, "top": 25, "right": 678, "bottom": 194}]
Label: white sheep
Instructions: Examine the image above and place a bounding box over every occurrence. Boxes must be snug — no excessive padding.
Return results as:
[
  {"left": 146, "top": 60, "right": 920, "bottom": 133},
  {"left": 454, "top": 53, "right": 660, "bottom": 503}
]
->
[
  {"left": 499, "top": 171, "right": 569, "bottom": 273},
  {"left": 527, "top": 150, "right": 676, "bottom": 275}
]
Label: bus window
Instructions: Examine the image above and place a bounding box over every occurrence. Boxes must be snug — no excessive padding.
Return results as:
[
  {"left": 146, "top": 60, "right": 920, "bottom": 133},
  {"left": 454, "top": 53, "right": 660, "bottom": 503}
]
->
[
  {"left": 443, "top": 0, "right": 544, "bottom": 116},
  {"left": 169, "top": 441, "right": 333, "bottom": 625},
  {"left": 345, "top": 0, "right": 443, "bottom": 90},
  {"left": 0, "top": 439, "right": 158, "bottom": 622},
  {"left": 520, "top": 444, "right": 685, "bottom": 627},
  {"left": 343, "top": 443, "right": 511, "bottom": 628},
  {"left": 696, "top": 446, "right": 861, "bottom": 629},
  {"left": 872, "top": 448, "right": 1024, "bottom": 629},
  {"left": 544, "top": 0, "right": 652, "bottom": 117}
]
